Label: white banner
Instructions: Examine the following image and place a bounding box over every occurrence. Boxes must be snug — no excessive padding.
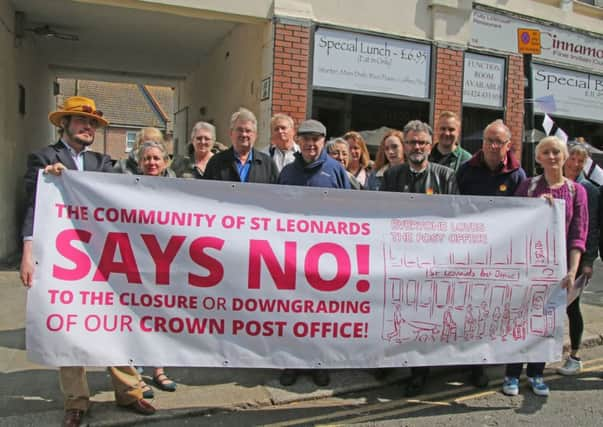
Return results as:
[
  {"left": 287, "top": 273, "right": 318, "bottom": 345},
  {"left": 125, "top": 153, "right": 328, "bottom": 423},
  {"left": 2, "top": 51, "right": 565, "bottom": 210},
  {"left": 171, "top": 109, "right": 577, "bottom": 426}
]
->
[
  {"left": 470, "top": 9, "right": 603, "bottom": 75},
  {"left": 312, "top": 27, "right": 431, "bottom": 98},
  {"left": 533, "top": 63, "right": 603, "bottom": 122},
  {"left": 27, "top": 171, "right": 567, "bottom": 368},
  {"left": 463, "top": 52, "right": 506, "bottom": 108}
]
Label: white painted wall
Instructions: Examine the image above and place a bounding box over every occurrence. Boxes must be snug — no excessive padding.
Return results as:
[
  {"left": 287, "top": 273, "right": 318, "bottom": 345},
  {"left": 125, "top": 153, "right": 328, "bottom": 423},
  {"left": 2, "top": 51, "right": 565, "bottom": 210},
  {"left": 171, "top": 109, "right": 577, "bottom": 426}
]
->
[
  {"left": 0, "top": 0, "right": 54, "bottom": 261},
  {"left": 178, "top": 22, "right": 271, "bottom": 150}
]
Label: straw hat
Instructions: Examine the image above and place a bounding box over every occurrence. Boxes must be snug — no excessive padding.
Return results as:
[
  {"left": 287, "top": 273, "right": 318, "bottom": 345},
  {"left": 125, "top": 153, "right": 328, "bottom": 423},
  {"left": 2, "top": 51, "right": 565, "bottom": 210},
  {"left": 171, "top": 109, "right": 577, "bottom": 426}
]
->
[{"left": 48, "top": 96, "right": 109, "bottom": 128}]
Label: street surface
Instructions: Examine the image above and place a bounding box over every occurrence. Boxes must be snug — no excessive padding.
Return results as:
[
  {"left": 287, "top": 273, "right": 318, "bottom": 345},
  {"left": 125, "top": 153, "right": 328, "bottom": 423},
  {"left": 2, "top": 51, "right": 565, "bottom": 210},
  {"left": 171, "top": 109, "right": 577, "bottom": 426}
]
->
[{"left": 149, "top": 344, "right": 603, "bottom": 427}]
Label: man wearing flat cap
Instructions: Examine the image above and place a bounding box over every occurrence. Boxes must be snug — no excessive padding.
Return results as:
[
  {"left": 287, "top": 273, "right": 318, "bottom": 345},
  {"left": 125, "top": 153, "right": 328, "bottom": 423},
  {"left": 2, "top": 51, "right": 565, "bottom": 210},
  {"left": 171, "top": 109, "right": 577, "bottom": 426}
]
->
[
  {"left": 20, "top": 96, "right": 155, "bottom": 426},
  {"left": 278, "top": 119, "right": 351, "bottom": 189},
  {"left": 276, "top": 119, "right": 350, "bottom": 388}
]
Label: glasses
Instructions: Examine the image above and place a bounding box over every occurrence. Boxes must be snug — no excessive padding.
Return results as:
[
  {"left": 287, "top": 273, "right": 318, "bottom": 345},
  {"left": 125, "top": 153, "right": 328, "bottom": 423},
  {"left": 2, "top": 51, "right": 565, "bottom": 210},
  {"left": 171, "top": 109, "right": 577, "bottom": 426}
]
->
[
  {"left": 484, "top": 138, "right": 509, "bottom": 147},
  {"left": 404, "top": 140, "right": 430, "bottom": 147}
]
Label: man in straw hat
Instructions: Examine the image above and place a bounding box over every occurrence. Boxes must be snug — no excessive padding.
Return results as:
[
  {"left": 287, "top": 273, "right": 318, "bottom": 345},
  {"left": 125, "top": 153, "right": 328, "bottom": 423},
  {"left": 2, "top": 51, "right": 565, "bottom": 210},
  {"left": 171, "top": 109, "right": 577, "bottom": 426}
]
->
[{"left": 20, "top": 96, "right": 156, "bottom": 426}]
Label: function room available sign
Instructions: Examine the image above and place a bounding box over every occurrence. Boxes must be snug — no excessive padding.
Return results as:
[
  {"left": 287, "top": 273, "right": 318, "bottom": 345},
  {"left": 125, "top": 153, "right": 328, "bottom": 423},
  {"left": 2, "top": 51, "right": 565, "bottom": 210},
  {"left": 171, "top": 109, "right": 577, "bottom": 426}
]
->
[
  {"left": 471, "top": 9, "right": 603, "bottom": 75},
  {"left": 533, "top": 63, "right": 603, "bottom": 122},
  {"left": 313, "top": 27, "right": 431, "bottom": 99},
  {"left": 463, "top": 52, "right": 505, "bottom": 108}
]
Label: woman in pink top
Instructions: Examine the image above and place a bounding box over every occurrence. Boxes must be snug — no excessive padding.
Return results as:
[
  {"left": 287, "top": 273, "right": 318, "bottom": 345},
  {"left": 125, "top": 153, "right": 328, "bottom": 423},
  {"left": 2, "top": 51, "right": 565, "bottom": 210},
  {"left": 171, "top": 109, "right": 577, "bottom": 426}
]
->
[{"left": 502, "top": 136, "right": 588, "bottom": 398}]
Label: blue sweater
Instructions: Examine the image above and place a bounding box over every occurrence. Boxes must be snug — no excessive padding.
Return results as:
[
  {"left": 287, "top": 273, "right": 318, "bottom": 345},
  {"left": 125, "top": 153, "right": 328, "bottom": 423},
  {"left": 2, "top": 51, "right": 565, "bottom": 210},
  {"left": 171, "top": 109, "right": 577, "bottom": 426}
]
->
[{"left": 277, "top": 149, "right": 351, "bottom": 189}]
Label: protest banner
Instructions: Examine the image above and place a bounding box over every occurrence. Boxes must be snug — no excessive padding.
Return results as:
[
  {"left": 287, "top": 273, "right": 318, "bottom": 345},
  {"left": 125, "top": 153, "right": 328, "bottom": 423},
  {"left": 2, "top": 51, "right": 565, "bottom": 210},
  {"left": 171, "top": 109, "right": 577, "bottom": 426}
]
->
[{"left": 27, "top": 171, "right": 567, "bottom": 368}]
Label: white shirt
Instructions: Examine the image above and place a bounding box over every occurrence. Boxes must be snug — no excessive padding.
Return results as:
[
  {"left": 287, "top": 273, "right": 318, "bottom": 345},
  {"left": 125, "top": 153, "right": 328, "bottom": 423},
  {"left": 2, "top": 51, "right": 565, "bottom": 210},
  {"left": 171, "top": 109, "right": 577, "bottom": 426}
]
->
[{"left": 267, "top": 142, "right": 300, "bottom": 173}]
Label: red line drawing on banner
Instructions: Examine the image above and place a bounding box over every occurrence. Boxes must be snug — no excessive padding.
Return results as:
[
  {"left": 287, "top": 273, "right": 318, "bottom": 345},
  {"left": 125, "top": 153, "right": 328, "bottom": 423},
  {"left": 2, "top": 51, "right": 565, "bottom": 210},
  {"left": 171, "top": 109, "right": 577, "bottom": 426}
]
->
[{"left": 382, "top": 230, "right": 560, "bottom": 344}]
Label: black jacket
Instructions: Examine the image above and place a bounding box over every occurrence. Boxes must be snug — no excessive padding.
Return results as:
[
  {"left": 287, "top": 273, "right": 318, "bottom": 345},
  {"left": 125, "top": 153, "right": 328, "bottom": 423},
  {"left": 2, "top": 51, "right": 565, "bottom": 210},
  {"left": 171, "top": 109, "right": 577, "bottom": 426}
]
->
[
  {"left": 203, "top": 147, "right": 277, "bottom": 184},
  {"left": 22, "top": 141, "right": 113, "bottom": 237},
  {"left": 381, "top": 162, "right": 459, "bottom": 195}
]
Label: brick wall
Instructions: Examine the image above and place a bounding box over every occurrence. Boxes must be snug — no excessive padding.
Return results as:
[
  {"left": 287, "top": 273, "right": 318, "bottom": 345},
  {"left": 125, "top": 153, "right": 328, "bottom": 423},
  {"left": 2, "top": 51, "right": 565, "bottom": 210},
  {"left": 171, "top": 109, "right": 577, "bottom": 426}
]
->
[
  {"left": 272, "top": 23, "right": 311, "bottom": 126},
  {"left": 105, "top": 127, "right": 129, "bottom": 160},
  {"left": 505, "top": 55, "right": 524, "bottom": 159},
  {"left": 434, "top": 47, "right": 463, "bottom": 122}
]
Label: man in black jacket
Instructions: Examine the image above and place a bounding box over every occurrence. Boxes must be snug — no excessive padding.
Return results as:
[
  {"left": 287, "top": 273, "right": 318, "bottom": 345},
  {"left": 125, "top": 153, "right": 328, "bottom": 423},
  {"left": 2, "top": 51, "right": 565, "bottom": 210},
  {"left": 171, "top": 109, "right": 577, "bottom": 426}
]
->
[
  {"left": 20, "top": 96, "right": 155, "bottom": 427},
  {"left": 382, "top": 120, "right": 458, "bottom": 195},
  {"left": 381, "top": 120, "right": 459, "bottom": 397},
  {"left": 204, "top": 108, "right": 277, "bottom": 183}
]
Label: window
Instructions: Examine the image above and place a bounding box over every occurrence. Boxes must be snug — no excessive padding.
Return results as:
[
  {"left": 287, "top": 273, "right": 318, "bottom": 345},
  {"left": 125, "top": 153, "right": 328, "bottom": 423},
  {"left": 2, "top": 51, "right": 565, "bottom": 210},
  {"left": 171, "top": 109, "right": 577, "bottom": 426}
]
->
[{"left": 125, "top": 131, "right": 137, "bottom": 152}]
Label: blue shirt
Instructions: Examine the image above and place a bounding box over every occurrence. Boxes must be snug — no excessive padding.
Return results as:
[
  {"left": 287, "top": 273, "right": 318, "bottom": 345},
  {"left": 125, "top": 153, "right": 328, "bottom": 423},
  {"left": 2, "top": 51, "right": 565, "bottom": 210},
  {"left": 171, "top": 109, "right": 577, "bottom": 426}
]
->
[
  {"left": 235, "top": 149, "right": 253, "bottom": 182},
  {"left": 60, "top": 139, "right": 87, "bottom": 171}
]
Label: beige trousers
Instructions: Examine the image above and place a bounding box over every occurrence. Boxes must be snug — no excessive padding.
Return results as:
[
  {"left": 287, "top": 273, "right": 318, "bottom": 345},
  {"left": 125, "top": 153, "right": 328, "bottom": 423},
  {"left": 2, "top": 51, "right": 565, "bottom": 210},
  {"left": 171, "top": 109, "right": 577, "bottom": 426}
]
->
[{"left": 59, "top": 366, "right": 142, "bottom": 411}]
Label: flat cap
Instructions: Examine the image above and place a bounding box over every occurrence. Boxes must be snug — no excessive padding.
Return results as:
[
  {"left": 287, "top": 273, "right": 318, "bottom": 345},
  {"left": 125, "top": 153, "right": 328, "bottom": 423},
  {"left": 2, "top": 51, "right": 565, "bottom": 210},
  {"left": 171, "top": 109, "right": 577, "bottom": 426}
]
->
[{"left": 297, "top": 119, "right": 326, "bottom": 136}]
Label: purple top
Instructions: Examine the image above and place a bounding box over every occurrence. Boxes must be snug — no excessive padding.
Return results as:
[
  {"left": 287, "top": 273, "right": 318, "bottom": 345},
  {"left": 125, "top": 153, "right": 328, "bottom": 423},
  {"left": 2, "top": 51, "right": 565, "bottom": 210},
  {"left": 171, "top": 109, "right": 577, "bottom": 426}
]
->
[{"left": 514, "top": 176, "right": 588, "bottom": 253}]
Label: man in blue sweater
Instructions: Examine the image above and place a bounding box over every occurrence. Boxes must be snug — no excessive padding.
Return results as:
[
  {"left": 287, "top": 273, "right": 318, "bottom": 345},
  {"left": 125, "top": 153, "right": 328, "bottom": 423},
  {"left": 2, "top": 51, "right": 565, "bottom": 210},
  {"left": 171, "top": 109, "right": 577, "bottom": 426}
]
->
[
  {"left": 278, "top": 119, "right": 351, "bottom": 189},
  {"left": 276, "top": 119, "right": 350, "bottom": 387}
]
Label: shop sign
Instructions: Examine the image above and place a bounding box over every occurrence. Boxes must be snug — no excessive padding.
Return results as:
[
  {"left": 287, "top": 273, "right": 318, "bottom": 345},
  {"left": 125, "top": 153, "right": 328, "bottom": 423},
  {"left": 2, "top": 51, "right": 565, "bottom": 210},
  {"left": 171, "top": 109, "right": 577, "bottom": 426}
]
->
[
  {"left": 533, "top": 63, "right": 603, "bottom": 123},
  {"left": 463, "top": 53, "right": 505, "bottom": 108},
  {"left": 313, "top": 27, "right": 431, "bottom": 99},
  {"left": 471, "top": 9, "right": 603, "bottom": 74}
]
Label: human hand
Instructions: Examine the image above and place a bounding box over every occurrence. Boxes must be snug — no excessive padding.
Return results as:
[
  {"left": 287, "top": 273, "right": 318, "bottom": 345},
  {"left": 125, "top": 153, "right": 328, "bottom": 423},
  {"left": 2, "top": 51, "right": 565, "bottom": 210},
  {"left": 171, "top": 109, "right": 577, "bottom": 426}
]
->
[
  {"left": 561, "top": 271, "right": 576, "bottom": 290},
  {"left": 20, "top": 240, "right": 34, "bottom": 288},
  {"left": 540, "top": 193, "right": 554, "bottom": 206},
  {"left": 44, "top": 163, "right": 66, "bottom": 176},
  {"left": 582, "top": 265, "right": 593, "bottom": 280}
]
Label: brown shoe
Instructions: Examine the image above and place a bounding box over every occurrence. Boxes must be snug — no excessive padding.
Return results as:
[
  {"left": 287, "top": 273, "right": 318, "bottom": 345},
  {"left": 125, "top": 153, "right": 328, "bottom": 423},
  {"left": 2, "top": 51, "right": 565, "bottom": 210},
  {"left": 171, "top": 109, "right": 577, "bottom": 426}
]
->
[
  {"left": 63, "top": 409, "right": 84, "bottom": 427},
  {"left": 123, "top": 398, "right": 156, "bottom": 415}
]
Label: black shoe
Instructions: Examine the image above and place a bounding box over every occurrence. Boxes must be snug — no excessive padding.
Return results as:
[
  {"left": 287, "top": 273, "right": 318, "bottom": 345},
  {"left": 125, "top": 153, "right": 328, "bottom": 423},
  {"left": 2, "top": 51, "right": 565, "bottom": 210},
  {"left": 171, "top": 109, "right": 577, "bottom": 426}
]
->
[
  {"left": 312, "top": 369, "right": 330, "bottom": 387},
  {"left": 470, "top": 366, "right": 489, "bottom": 388},
  {"left": 405, "top": 374, "right": 426, "bottom": 397},
  {"left": 279, "top": 369, "right": 298, "bottom": 386}
]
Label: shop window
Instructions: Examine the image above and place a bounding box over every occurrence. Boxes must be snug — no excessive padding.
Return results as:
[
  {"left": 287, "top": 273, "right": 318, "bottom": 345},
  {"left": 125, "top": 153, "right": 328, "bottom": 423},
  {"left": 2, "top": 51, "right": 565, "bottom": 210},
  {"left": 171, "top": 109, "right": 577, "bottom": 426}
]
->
[
  {"left": 125, "top": 131, "right": 137, "bottom": 152},
  {"left": 312, "top": 90, "right": 430, "bottom": 157},
  {"left": 461, "top": 107, "right": 504, "bottom": 154}
]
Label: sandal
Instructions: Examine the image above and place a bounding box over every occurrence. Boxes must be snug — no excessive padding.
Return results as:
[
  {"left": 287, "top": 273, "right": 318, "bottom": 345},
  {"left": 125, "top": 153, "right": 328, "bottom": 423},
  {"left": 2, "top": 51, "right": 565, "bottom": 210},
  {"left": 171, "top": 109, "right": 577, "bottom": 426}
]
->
[
  {"left": 139, "top": 380, "right": 154, "bottom": 399},
  {"left": 153, "top": 372, "right": 177, "bottom": 392}
]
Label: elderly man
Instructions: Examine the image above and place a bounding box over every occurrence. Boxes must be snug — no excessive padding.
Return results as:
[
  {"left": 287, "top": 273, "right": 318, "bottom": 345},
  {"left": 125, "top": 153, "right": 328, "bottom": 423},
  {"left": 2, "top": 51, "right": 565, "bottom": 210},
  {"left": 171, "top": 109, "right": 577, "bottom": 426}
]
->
[
  {"left": 455, "top": 120, "right": 527, "bottom": 389},
  {"left": 429, "top": 111, "right": 471, "bottom": 172},
  {"left": 204, "top": 107, "right": 277, "bottom": 183},
  {"left": 278, "top": 119, "right": 350, "bottom": 189},
  {"left": 381, "top": 120, "right": 458, "bottom": 396},
  {"left": 267, "top": 113, "right": 300, "bottom": 172},
  {"left": 277, "top": 119, "right": 350, "bottom": 387},
  {"left": 456, "top": 120, "right": 526, "bottom": 196},
  {"left": 382, "top": 120, "right": 458, "bottom": 195},
  {"left": 20, "top": 96, "right": 155, "bottom": 427}
]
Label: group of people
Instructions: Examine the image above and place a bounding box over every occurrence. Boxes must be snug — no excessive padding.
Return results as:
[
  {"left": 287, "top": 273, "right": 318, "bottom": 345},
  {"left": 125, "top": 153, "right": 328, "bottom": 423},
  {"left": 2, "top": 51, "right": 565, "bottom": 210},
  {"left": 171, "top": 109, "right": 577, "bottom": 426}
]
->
[{"left": 19, "top": 95, "right": 598, "bottom": 426}]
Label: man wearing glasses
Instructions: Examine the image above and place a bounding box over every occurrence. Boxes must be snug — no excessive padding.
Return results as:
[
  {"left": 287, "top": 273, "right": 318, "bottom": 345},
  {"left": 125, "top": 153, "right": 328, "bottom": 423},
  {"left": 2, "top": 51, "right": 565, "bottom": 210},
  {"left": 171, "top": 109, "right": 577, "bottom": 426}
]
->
[
  {"left": 456, "top": 119, "right": 526, "bottom": 197},
  {"left": 20, "top": 96, "right": 156, "bottom": 426},
  {"left": 204, "top": 107, "right": 277, "bottom": 183},
  {"left": 381, "top": 120, "right": 458, "bottom": 397},
  {"left": 381, "top": 120, "right": 458, "bottom": 195}
]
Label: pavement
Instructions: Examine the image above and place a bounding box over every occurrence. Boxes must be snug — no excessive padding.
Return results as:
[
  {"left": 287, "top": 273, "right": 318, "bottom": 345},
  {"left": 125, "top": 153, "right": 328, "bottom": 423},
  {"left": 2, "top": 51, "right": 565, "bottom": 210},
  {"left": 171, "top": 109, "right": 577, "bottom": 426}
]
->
[{"left": 2, "top": 265, "right": 603, "bottom": 427}]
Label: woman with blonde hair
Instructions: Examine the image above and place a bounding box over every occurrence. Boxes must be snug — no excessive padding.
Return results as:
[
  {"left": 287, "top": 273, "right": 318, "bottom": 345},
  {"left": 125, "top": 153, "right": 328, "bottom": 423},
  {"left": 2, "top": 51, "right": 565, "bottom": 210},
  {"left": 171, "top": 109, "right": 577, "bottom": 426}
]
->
[
  {"left": 343, "top": 131, "right": 371, "bottom": 188},
  {"left": 113, "top": 127, "right": 166, "bottom": 175},
  {"left": 117, "top": 129, "right": 177, "bottom": 397},
  {"left": 502, "top": 136, "right": 588, "bottom": 397},
  {"left": 366, "top": 130, "right": 404, "bottom": 191}
]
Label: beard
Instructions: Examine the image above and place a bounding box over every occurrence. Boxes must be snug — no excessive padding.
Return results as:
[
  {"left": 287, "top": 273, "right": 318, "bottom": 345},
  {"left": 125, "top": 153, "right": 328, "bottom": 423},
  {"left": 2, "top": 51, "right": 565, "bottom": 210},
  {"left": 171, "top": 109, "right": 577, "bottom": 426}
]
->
[
  {"left": 64, "top": 126, "right": 94, "bottom": 147},
  {"left": 407, "top": 152, "right": 426, "bottom": 165}
]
